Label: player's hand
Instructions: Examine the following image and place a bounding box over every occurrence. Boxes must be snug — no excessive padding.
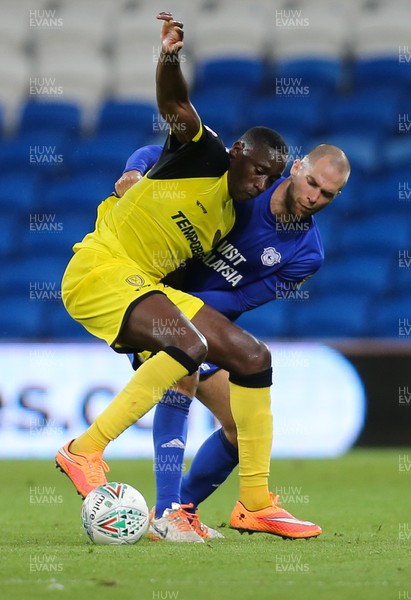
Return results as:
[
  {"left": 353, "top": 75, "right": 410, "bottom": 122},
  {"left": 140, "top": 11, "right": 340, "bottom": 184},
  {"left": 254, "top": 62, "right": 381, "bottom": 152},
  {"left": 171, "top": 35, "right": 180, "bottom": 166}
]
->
[
  {"left": 115, "top": 170, "right": 143, "bottom": 197},
  {"left": 156, "top": 12, "right": 184, "bottom": 54}
]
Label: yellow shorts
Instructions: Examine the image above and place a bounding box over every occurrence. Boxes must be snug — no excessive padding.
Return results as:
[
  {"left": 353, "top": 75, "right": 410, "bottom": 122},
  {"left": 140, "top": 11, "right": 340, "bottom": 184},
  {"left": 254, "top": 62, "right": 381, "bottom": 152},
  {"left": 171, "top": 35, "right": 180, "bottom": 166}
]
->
[{"left": 61, "top": 247, "right": 204, "bottom": 351}]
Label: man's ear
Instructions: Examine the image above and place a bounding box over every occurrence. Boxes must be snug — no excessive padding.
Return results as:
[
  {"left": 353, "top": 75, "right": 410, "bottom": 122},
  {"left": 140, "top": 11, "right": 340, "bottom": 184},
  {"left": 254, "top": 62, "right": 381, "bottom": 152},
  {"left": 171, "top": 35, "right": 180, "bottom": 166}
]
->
[
  {"left": 229, "top": 140, "right": 244, "bottom": 159},
  {"left": 289, "top": 158, "right": 301, "bottom": 176}
]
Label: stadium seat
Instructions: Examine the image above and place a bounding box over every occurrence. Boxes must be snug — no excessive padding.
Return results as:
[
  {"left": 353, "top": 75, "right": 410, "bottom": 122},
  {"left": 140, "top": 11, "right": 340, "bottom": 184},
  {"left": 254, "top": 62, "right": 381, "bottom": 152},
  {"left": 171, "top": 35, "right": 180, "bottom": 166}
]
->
[
  {"left": 194, "top": 58, "right": 266, "bottom": 96},
  {"left": 310, "top": 254, "right": 392, "bottom": 296},
  {"left": 0, "top": 295, "right": 45, "bottom": 339},
  {"left": 96, "top": 101, "right": 159, "bottom": 137},
  {"left": 35, "top": 173, "right": 116, "bottom": 212},
  {"left": 20, "top": 211, "right": 97, "bottom": 258},
  {"left": 351, "top": 5, "right": 411, "bottom": 59},
  {"left": 352, "top": 58, "right": 411, "bottom": 93},
  {"left": 0, "top": 256, "right": 67, "bottom": 298},
  {"left": 369, "top": 293, "right": 411, "bottom": 338},
  {"left": 390, "top": 258, "right": 411, "bottom": 296},
  {"left": 337, "top": 212, "right": 411, "bottom": 253},
  {"left": 360, "top": 169, "right": 411, "bottom": 213},
  {"left": 0, "top": 52, "right": 31, "bottom": 131},
  {"left": 18, "top": 101, "right": 83, "bottom": 138},
  {"left": 111, "top": 7, "right": 195, "bottom": 103},
  {"left": 64, "top": 132, "right": 146, "bottom": 175},
  {"left": 248, "top": 92, "right": 325, "bottom": 140},
  {"left": 274, "top": 58, "right": 344, "bottom": 98},
  {"left": 33, "top": 53, "right": 110, "bottom": 115},
  {"left": 188, "top": 89, "right": 247, "bottom": 141},
  {"left": 310, "top": 211, "right": 338, "bottom": 258},
  {"left": 192, "top": 3, "right": 267, "bottom": 61},
  {"left": 286, "top": 292, "right": 372, "bottom": 338},
  {"left": 0, "top": 12, "right": 29, "bottom": 57},
  {"left": 0, "top": 212, "right": 20, "bottom": 257},
  {"left": 324, "top": 89, "right": 400, "bottom": 137},
  {"left": 269, "top": 6, "right": 349, "bottom": 60},
  {"left": 0, "top": 132, "right": 69, "bottom": 176},
  {"left": 382, "top": 138, "right": 411, "bottom": 170},
  {"left": 235, "top": 300, "right": 290, "bottom": 339},
  {"left": 0, "top": 172, "right": 41, "bottom": 212},
  {"left": 32, "top": 6, "right": 108, "bottom": 63}
]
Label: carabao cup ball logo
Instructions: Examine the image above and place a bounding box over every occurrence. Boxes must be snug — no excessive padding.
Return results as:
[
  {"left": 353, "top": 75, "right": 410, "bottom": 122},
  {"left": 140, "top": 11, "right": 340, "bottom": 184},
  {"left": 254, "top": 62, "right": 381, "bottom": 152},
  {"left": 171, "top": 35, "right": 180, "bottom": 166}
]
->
[{"left": 261, "top": 247, "right": 282, "bottom": 266}]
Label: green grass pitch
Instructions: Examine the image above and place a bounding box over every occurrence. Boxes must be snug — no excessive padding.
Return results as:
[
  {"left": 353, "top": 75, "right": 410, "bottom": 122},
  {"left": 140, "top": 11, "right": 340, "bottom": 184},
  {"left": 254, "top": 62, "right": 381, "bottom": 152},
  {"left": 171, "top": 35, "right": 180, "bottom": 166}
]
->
[{"left": 1, "top": 449, "right": 410, "bottom": 600}]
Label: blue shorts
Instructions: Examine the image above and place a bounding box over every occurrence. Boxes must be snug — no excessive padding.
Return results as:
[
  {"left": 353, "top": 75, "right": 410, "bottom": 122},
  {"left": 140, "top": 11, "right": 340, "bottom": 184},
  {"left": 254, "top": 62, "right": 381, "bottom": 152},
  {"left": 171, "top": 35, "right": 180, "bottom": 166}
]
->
[{"left": 128, "top": 353, "right": 220, "bottom": 379}]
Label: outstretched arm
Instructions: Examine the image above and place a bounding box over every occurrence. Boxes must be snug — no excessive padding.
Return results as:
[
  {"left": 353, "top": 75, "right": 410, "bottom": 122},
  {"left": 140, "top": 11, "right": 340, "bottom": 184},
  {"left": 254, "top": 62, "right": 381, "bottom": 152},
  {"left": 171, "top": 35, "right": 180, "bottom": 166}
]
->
[{"left": 156, "top": 12, "right": 201, "bottom": 144}]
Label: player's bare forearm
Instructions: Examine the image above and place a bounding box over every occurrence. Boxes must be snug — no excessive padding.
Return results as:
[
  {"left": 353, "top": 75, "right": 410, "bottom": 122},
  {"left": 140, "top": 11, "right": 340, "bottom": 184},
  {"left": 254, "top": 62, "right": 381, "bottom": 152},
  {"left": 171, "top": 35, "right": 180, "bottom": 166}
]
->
[{"left": 155, "top": 11, "right": 200, "bottom": 143}]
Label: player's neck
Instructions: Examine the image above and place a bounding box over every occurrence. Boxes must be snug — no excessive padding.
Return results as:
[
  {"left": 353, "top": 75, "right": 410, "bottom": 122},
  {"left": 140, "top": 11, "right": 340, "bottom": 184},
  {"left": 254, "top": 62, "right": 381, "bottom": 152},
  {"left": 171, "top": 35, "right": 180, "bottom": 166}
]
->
[{"left": 269, "top": 178, "right": 291, "bottom": 217}]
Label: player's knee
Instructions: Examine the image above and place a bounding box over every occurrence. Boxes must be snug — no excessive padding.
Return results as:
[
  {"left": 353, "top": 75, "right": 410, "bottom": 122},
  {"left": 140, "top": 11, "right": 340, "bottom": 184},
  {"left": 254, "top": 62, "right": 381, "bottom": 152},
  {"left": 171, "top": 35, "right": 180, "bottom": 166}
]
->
[
  {"left": 250, "top": 341, "right": 271, "bottom": 371},
  {"left": 168, "top": 330, "right": 208, "bottom": 372},
  {"left": 233, "top": 339, "right": 271, "bottom": 374},
  {"left": 187, "top": 331, "right": 208, "bottom": 365}
]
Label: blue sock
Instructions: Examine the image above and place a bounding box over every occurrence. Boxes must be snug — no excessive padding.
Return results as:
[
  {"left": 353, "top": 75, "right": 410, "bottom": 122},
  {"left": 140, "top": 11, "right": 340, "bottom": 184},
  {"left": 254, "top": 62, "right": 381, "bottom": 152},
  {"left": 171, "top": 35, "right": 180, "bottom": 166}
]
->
[
  {"left": 153, "top": 389, "right": 192, "bottom": 518},
  {"left": 180, "top": 427, "right": 239, "bottom": 511}
]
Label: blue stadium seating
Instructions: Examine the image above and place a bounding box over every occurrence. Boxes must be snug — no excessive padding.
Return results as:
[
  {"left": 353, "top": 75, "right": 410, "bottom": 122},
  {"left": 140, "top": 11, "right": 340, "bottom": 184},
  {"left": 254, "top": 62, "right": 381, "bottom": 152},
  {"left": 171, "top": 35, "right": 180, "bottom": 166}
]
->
[
  {"left": 274, "top": 58, "right": 344, "bottom": 98},
  {"left": 64, "top": 132, "right": 145, "bottom": 175},
  {"left": 309, "top": 254, "right": 392, "bottom": 295},
  {"left": 0, "top": 212, "right": 20, "bottom": 257},
  {"left": 370, "top": 294, "right": 411, "bottom": 338},
  {"left": 248, "top": 92, "right": 325, "bottom": 140},
  {"left": 1, "top": 10, "right": 409, "bottom": 341},
  {"left": 0, "top": 171, "right": 41, "bottom": 212},
  {"left": 190, "top": 89, "right": 246, "bottom": 141},
  {"left": 36, "top": 172, "right": 115, "bottom": 211},
  {"left": 195, "top": 58, "right": 266, "bottom": 95},
  {"left": 352, "top": 58, "right": 411, "bottom": 93},
  {"left": 235, "top": 299, "right": 290, "bottom": 339},
  {"left": 0, "top": 132, "right": 69, "bottom": 175},
  {"left": 1, "top": 256, "right": 67, "bottom": 295},
  {"left": 20, "top": 211, "right": 95, "bottom": 257},
  {"left": 337, "top": 212, "right": 411, "bottom": 253},
  {"left": 96, "top": 100, "right": 159, "bottom": 137},
  {"left": 310, "top": 211, "right": 338, "bottom": 257},
  {"left": 325, "top": 89, "right": 400, "bottom": 137},
  {"left": 18, "top": 101, "right": 82, "bottom": 138},
  {"left": 382, "top": 137, "right": 411, "bottom": 170},
  {"left": 0, "top": 295, "right": 45, "bottom": 339},
  {"left": 361, "top": 169, "right": 411, "bottom": 213},
  {"left": 286, "top": 292, "right": 372, "bottom": 338}
]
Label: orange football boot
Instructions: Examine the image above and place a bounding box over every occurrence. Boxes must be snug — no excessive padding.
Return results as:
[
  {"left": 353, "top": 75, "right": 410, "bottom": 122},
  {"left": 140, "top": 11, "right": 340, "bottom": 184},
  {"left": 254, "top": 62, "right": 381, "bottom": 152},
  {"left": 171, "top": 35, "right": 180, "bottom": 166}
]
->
[
  {"left": 55, "top": 440, "right": 109, "bottom": 498},
  {"left": 230, "top": 493, "right": 322, "bottom": 539}
]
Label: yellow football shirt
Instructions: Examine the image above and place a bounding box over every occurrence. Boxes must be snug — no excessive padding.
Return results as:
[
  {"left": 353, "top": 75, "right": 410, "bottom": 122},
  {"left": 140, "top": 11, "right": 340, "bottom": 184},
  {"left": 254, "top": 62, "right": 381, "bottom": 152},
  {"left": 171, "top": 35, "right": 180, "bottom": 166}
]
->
[{"left": 74, "top": 123, "right": 235, "bottom": 281}]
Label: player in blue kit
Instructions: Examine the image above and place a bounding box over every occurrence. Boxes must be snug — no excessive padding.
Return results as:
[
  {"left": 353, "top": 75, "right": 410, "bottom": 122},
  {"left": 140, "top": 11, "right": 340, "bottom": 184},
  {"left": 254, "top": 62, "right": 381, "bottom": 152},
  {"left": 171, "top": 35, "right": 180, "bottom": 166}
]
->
[{"left": 115, "top": 141, "right": 350, "bottom": 542}]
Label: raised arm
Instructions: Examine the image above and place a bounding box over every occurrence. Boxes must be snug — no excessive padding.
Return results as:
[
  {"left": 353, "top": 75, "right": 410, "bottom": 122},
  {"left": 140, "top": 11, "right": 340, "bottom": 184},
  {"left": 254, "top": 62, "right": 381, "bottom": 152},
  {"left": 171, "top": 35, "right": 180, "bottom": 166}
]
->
[{"left": 155, "top": 12, "right": 201, "bottom": 144}]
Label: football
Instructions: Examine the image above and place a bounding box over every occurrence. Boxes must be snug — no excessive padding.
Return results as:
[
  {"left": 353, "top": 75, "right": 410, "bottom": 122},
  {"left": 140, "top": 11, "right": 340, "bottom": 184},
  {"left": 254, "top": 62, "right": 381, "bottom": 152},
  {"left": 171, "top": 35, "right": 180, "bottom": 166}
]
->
[{"left": 81, "top": 482, "right": 149, "bottom": 545}]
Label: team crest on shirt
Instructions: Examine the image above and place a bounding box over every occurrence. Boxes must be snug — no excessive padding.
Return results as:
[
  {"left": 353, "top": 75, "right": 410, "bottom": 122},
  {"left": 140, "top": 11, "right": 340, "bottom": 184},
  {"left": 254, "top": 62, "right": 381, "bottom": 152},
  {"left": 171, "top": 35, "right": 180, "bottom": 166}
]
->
[
  {"left": 125, "top": 274, "right": 145, "bottom": 287},
  {"left": 261, "top": 247, "right": 281, "bottom": 266}
]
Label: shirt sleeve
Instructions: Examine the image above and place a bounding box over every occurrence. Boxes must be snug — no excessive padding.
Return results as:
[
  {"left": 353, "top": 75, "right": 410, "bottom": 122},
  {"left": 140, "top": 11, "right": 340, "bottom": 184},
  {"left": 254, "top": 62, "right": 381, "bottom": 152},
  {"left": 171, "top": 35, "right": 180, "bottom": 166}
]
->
[{"left": 122, "top": 145, "right": 162, "bottom": 175}]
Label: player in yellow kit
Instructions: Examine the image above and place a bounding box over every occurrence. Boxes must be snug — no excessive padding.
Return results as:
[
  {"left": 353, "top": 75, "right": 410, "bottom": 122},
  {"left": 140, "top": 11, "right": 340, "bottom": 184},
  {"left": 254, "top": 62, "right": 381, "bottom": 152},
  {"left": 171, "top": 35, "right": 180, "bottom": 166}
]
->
[
  {"left": 56, "top": 12, "right": 306, "bottom": 539},
  {"left": 62, "top": 114, "right": 242, "bottom": 350}
]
